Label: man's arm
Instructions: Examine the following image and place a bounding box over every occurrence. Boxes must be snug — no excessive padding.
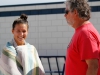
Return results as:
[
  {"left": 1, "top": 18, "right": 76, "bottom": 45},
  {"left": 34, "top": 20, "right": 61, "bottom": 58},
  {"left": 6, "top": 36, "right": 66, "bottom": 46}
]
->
[{"left": 86, "top": 59, "right": 99, "bottom": 75}]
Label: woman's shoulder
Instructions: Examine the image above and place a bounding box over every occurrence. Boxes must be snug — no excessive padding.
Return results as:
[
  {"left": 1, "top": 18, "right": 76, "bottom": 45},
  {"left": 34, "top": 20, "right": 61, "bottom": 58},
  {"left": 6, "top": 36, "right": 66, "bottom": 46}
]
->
[
  {"left": 3, "top": 41, "right": 14, "bottom": 49},
  {"left": 2, "top": 41, "right": 17, "bottom": 55},
  {"left": 26, "top": 43, "right": 37, "bottom": 50}
]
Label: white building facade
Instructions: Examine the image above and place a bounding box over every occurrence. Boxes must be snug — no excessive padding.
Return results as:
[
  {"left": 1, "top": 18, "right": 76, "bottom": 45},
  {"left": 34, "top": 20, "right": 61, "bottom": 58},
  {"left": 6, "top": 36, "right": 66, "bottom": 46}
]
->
[{"left": 0, "top": 0, "right": 100, "bottom": 56}]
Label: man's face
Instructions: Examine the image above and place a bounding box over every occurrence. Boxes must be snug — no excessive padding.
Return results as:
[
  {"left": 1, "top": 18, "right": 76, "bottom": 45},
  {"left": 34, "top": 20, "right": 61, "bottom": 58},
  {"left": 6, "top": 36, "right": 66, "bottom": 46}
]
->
[{"left": 64, "top": 2, "right": 75, "bottom": 27}]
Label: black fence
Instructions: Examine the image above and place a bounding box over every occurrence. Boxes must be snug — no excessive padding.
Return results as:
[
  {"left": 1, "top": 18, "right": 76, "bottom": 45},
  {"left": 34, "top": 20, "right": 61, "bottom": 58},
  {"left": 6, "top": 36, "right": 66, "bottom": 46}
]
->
[{"left": 39, "top": 56, "right": 66, "bottom": 75}]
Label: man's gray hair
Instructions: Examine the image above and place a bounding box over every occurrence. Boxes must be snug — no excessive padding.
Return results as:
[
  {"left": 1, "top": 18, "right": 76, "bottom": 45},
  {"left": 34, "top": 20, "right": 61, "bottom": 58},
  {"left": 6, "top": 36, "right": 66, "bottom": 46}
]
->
[{"left": 65, "top": 0, "right": 91, "bottom": 20}]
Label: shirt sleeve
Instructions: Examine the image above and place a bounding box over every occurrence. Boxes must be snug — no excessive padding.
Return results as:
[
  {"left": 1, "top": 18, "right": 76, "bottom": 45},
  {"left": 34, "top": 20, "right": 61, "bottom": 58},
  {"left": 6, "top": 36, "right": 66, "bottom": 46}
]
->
[{"left": 79, "top": 31, "right": 99, "bottom": 61}]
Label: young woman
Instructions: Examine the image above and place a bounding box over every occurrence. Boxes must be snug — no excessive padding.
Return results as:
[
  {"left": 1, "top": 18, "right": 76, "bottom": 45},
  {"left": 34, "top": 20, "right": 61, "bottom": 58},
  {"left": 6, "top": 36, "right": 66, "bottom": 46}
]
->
[{"left": 0, "top": 14, "right": 45, "bottom": 75}]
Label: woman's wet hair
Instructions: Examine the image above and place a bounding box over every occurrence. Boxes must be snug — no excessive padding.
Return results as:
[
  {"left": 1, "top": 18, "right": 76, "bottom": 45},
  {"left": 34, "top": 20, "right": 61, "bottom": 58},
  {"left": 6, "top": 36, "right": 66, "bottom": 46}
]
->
[{"left": 12, "top": 14, "right": 29, "bottom": 29}]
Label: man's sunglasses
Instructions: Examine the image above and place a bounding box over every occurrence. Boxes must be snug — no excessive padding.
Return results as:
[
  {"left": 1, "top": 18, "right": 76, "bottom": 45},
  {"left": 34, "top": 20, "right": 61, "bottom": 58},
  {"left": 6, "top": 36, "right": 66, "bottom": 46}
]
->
[{"left": 65, "top": 10, "right": 69, "bottom": 14}]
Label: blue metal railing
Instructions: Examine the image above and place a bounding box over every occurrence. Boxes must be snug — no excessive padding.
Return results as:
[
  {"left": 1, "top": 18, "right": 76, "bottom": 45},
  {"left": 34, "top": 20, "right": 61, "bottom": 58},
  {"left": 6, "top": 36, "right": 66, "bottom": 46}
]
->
[{"left": 39, "top": 56, "right": 65, "bottom": 75}]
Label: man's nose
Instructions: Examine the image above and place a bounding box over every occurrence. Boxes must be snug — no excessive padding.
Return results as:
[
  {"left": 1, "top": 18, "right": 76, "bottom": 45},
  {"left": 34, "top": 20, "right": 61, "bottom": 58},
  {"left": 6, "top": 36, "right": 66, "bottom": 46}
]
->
[{"left": 64, "top": 14, "right": 67, "bottom": 17}]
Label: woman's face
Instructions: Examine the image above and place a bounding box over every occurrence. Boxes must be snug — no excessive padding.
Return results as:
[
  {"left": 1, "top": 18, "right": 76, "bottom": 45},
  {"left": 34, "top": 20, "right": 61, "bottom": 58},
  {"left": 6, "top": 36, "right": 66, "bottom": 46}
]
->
[{"left": 12, "top": 23, "right": 28, "bottom": 45}]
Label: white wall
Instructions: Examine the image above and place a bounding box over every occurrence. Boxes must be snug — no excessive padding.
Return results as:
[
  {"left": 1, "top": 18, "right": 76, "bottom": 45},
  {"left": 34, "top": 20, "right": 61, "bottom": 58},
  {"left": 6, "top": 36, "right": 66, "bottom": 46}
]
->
[{"left": 0, "top": 1, "right": 100, "bottom": 57}]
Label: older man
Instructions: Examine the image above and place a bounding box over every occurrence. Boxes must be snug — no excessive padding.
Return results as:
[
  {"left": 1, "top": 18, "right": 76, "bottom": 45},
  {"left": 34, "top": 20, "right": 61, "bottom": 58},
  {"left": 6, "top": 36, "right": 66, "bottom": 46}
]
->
[{"left": 64, "top": 0, "right": 100, "bottom": 75}]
